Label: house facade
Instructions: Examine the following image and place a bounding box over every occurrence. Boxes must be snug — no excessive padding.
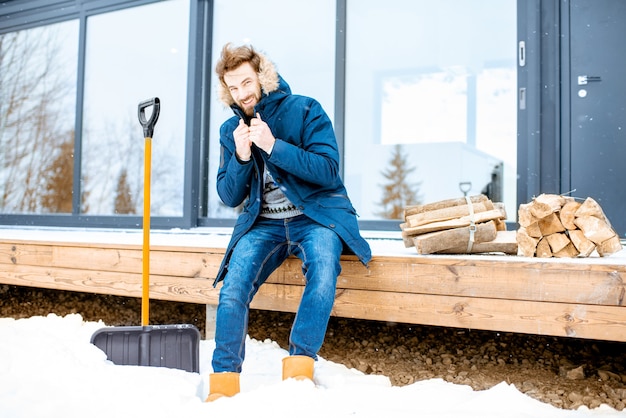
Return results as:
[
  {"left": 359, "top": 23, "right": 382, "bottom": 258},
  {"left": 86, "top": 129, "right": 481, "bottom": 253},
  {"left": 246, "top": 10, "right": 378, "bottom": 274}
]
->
[{"left": 0, "top": 0, "right": 624, "bottom": 237}]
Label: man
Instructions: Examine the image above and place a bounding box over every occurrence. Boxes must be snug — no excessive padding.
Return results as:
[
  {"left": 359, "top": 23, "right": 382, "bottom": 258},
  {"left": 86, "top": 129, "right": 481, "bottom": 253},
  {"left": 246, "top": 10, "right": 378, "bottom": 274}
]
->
[{"left": 207, "top": 43, "right": 371, "bottom": 401}]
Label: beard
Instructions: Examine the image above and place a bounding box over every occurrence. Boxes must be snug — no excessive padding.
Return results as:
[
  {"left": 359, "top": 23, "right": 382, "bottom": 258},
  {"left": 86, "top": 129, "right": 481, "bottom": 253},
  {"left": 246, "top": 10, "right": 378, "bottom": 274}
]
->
[
  {"left": 242, "top": 103, "right": 255, "bottom": 117},
  {"left": 238, "top": 90, "right": 261, "bottom": 117}
]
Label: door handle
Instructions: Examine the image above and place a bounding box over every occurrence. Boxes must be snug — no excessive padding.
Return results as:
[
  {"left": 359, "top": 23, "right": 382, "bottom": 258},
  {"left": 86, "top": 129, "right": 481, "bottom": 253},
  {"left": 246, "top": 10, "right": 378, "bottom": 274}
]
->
[{"left": 577, "top": 75, "right": 602, "bottom": 85}]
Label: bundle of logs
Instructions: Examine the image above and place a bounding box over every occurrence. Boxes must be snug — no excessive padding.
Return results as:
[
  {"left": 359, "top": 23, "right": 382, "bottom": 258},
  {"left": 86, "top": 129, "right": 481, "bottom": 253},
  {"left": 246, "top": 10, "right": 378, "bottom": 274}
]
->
[
  {"left": 400, "top": 194, "right": 517, "bottom": 255},
  {"left": 516, "top": 193, "right": 622, "bottom": 258}
]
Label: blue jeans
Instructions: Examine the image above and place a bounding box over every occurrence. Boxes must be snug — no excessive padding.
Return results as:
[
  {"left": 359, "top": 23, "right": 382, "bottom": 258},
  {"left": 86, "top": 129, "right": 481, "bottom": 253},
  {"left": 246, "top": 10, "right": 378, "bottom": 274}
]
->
[{"left": 211, "top": 215, "right": 343, "bottom": 373}]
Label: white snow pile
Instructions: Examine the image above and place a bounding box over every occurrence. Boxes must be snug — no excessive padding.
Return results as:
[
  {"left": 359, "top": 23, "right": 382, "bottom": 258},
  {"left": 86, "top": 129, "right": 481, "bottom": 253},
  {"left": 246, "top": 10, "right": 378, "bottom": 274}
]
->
[{"left": 0, "top": 314, "right": 623, "bottom": 418}]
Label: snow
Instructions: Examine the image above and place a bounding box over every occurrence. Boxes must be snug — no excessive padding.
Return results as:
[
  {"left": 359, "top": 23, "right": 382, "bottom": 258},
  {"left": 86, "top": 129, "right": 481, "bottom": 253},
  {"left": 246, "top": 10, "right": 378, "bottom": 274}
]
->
[{"left": 1, "top": 314, "right": 625, "bottom": 418}]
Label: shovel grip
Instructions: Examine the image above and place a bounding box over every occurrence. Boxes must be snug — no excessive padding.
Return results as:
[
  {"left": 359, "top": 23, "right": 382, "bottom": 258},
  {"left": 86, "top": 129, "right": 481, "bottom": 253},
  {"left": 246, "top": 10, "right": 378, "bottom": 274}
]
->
[{"left": 138, "top": 97, "right": 160, "bottom": 138}]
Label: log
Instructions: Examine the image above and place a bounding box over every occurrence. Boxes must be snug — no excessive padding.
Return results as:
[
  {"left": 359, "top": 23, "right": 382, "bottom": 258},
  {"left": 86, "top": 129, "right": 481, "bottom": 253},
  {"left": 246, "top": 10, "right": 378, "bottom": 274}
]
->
[
  {"left": 516, "top": 227, "right": 539, "bottom": 257},
  {"left": 404, "top": 195, "right": 490, "bottom": 217},
  {"left": 401, "top": 228, "right": 414, "bottom": 248},
  {"left": 545, "top": 232, "right": 571, "bottom": 254},
  {"left": 553, "top": 242, "right": 580, "bottom": 258},
  {"left": 567, "top": 229, "right": 596, "bottom": 257},
  {"left": 412, "top": 221, "right": 497, "bottom": 255},
  {"left": 536, "top": 237, "right": 553, "bottom": 258},
  {"left": 517, "top": 202, "right": 536, "bottom": 228},
  {"left": 526, "top": 222, "right": 542, "bottom": 238},
  {"left": 401, "top": 209, "right": 505, "bottom": 237},
  {"left": 493, "top": 202, "right": 508, "bottom": 231},
  {"left": 516, "top": 194, "right": 619, "bottom": 259},
  {"left": 530, "top": 194, "right": 566, "bottom": 219},
  {"left": 538, "top": 212, "right": 566, "bottom": 236},
  {"left": 596, "top": 234, "right": 623, "bottom": 257},
  {"left": 575, "top": 197, "right": 608, "bottom": 220},
  {"left": 559, "top": 200, "right": 581, "bottom": 230},
  {"left": 405, "top": 202, "right": 491, "bottom": 228},
  {"left": 438, "top": 231, "right": 518, "bottom": 254},
  {"left": 574, "top": 215, "right": 616, "bottom": 244}
]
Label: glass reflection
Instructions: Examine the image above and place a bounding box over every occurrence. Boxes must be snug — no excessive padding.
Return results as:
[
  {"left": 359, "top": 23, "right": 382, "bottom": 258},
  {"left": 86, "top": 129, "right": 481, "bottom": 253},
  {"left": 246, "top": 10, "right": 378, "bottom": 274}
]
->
[
  {"left": 345, "top": 0, "right": 517, "bottom": 221},
  {"left": 0, "top": 21, "right": 78, "bottom": 214},
  {"left": 208, "top": 0, "right": 336, "bottom": 218},
  {"left": 81, "top": 0, "right": 189, "bottom": 216}
]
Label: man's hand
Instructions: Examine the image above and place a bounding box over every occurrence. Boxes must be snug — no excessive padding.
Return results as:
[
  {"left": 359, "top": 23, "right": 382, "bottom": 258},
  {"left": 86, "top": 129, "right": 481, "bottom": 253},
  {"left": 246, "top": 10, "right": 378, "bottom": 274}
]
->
[
  {"left": 233, "top": 118, "right": 252, "bottom": 161},
  {"left": 249, "top": 113, "right": 276, "bottom": 155}
]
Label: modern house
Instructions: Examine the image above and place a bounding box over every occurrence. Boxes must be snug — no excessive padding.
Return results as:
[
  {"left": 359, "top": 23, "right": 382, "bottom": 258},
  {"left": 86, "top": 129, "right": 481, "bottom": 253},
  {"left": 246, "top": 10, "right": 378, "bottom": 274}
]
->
[{"left": 1, "top": 0, "right": 624, "bottom": 238}]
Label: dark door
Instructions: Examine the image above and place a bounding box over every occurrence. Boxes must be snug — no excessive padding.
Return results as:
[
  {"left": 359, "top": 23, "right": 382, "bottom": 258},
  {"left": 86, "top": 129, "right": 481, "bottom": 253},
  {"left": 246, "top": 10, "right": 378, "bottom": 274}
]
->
[{"left": 569, "top": 0, "right": 626, "bottom": 238}]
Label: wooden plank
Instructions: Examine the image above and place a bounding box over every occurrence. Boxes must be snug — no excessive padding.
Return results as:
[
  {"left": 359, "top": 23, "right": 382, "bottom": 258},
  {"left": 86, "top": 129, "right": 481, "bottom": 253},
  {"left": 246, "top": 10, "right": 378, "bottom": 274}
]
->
[
  {"left": 251, "top": 284, "right": 626, "bottom": 342},
  {"left": 4, "top": 261, "right": 624, "bottom": 342},
  {"left": 2, "top": 249, "right": 625, "bottom": 307},
  {"left": 2, "top": 238, "right": 626, "bottom": 343},
  {"left": 242, "top": 253, "right": 626, "bottom": 307},
  {"left": 0, "top": 263, "right": 220, "bottom": 304},
  {"left": 1, "top": 242, "right": 223, "bottom": 278}
]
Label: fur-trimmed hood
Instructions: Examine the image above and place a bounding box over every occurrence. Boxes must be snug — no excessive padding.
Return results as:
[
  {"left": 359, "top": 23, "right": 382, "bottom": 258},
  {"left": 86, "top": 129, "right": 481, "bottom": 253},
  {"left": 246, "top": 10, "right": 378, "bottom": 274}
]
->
[{"left": 218, "top": 52, "right": 281, "bottom": 108}]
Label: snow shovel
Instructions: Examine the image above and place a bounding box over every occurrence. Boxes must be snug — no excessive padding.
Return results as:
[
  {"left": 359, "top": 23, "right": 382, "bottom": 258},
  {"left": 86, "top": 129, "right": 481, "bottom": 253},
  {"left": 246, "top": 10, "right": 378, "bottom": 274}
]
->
[{"left": 90, "top": 97, "right": 200, "bottom": 373}]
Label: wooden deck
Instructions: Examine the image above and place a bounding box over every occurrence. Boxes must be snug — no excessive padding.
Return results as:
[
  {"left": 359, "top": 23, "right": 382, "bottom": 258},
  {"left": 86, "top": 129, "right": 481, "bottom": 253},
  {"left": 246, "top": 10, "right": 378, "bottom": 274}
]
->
[{"left": 1, "top": 228, "right": 625, "bottom": 342}]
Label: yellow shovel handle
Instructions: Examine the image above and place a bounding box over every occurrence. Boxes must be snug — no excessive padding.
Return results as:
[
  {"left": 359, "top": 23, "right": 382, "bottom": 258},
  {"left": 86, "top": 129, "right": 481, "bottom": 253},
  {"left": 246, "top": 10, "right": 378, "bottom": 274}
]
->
[
  {"left": 138, "top": 97, "right": 159, "bottom": 327},
  {"left": 142, "top": 136, "right": 152, "bottom": 326}
]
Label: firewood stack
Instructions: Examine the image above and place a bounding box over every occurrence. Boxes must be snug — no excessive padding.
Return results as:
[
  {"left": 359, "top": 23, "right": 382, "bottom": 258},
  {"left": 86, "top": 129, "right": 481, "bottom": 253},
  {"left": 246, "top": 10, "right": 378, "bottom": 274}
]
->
[
  {"left": 400, "top": 194, "right": 516, "bottom": 255},
  {"left": 516, "top": 194, "right": 622, "bottom": 258}
]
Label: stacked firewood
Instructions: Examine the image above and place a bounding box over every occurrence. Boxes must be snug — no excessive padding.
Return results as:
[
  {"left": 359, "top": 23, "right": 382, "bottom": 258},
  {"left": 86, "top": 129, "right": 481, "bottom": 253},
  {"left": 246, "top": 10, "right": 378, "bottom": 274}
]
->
[
  {"left": 516, "top": 194, "right": 622, "bottom": 258},
  {"left": 400, "top": 194, "right": 516, "bottom": 255}
]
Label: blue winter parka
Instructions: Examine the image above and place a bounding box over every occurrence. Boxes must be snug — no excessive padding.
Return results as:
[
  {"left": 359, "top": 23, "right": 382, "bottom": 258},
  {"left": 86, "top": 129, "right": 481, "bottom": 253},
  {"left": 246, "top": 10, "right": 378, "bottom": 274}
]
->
[{"left": 213, "top": 73, "right": 371, "bottom": 285}]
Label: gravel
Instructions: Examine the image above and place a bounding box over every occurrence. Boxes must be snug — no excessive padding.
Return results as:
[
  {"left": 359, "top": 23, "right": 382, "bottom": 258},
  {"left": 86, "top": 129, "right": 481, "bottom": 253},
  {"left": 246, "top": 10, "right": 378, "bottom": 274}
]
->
[{"left": 2, "top": 284, "right": 626, "bottom": 411}]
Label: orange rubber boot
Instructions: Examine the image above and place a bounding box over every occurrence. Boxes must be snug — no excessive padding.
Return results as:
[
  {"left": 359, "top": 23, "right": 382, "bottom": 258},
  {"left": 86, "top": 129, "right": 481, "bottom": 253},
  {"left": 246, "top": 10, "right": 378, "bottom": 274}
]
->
[
  {"left": 205, "top": 372, "right": 240, "bottom": 402},
  {"left": 282, "top": 355, "right": 314, "bottom": 381}
]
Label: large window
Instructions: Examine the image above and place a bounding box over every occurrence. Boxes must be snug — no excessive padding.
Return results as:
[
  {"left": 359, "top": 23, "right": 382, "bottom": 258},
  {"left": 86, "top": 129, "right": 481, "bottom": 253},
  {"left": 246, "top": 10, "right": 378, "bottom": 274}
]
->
[
  {"left": 344, "top": 0, "right": 517, "bottom": 221},
  {"left": 1, "top": 0, "right": 519, "bottom": 231},
  {"left": 0, "top": 0, "right": 190, "bottom": 224},
  {"left": 0, "top": 21, "right": 79, "bottom": 214},
  {"left": 207, "top": 0, "right": 336, "bottom": 218},
  {"left": 81, "top": 0, "right": 190, "bottom": 216}
]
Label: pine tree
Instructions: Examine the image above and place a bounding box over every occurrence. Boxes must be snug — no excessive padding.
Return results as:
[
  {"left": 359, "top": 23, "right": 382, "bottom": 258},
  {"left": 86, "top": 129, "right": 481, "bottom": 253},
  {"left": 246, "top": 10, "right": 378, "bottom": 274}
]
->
[
  {"left": 114, "top": 168, "right": 136, "bottom": 214},
  {"left": 40, "top": 133, "right": 74, "bottom": 213},
  {"left": 375, "top": 144, "right": 421, "bottom": 219}
]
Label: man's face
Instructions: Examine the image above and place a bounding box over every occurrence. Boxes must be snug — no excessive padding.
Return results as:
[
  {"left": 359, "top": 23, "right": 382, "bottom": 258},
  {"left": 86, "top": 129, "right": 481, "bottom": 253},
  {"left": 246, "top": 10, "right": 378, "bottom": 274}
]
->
[{"left": 223, "top": 62, "right": 262, "bottom": 117}]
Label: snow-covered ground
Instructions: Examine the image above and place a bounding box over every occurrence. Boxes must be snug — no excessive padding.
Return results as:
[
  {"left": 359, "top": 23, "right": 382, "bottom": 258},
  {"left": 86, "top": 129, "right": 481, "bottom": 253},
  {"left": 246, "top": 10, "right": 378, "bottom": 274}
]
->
[
  {"left": 1, "top": 314, "right": 624, "bottom": 418},
  {"left": 2, "top": 226, "right": 625, "bottom": 417}
]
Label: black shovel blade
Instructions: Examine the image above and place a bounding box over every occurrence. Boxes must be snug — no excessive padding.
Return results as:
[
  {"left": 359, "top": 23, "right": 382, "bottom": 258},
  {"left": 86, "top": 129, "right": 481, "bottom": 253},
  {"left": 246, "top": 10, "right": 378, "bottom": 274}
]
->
[{"left": 90, "top": 324, "right": 201, "bottom": 373}]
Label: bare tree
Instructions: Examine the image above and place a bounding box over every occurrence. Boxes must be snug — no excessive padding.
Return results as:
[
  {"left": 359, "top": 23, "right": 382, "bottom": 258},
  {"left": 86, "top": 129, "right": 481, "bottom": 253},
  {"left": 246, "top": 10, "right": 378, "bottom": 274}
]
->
[{"left": 0, "top": 26, "right": 76, "bottom": 213}]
